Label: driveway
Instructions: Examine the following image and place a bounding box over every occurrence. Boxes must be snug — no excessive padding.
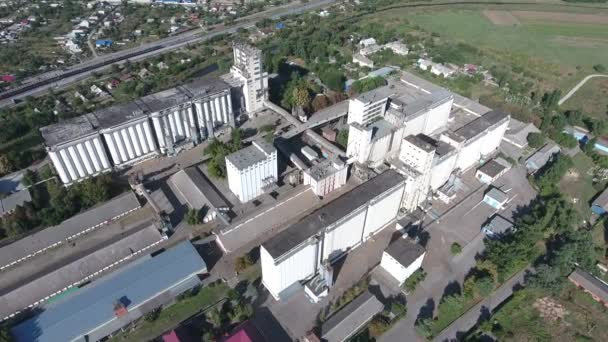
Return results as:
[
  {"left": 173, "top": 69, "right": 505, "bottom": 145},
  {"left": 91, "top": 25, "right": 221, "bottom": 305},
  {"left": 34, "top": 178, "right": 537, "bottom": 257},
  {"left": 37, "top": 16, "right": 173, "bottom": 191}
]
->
[{"left": 379, "top": 166, "right": 536, "bottom": 342}]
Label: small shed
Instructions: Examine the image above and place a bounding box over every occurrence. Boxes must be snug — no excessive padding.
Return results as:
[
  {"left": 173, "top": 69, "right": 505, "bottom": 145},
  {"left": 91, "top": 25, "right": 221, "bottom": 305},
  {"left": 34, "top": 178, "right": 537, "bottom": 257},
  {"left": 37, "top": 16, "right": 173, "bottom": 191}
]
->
[
  {"left": 481, "top": 214, "right": 514, "bottom": 239},
  {"left": 320, "top": 291, "right": 384, "bottom": 342},
  {"left": 525, "top": 142, "right": 560, "bottom": 174},
  {"left": 475, "top": 158, "right": 510, "bottom": 184},
  {"left": 95, "top": 39, "right": 113, "bottom": 47},
  {"left": 380, "top": 237, "right": 426, "bottom": 286},
  {"left": 483, "top": 187, "right": 508, "bottom": 210}
]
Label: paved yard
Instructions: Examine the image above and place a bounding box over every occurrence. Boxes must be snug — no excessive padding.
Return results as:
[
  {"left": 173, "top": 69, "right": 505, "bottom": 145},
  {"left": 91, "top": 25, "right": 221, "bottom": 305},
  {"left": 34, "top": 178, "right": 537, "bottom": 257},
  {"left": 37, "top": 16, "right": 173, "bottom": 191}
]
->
[{"left": 379, "top": 165, "right": 537, "bottom": 342}]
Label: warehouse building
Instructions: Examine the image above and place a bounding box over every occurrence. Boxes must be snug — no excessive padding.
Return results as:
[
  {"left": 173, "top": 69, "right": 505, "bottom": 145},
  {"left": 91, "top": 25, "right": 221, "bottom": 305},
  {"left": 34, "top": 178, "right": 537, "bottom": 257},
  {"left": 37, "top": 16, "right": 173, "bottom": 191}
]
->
[
  {"left": 0, "top": 191, "right": 140, "bottom": 271},
  {"left": 170, "top": 166, "right": 230, "bottom": 223},
  {"left": 319, "top": 291, "right": 384, "bottom": 342},
  {"left": 12, "top": 241, "right": 207, "bottom": 342},
  {"left": 0, "top": 223, "right": 164, "bottom": 321},
  {"left": 260, "top": 170, "right": 405, "bottom": 300},
  {"left": 226, "top": 140, "right": 278, "bottom": 203},
  {"left": 0, "top": 189, "right": 31, "bottom": 218}
]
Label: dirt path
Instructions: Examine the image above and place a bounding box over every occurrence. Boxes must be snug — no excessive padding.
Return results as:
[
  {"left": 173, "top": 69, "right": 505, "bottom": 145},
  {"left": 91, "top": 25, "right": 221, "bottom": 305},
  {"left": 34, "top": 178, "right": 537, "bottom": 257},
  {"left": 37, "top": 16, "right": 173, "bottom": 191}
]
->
[{"left": 559, "top": 74, "right": 608, "bottom": 106}]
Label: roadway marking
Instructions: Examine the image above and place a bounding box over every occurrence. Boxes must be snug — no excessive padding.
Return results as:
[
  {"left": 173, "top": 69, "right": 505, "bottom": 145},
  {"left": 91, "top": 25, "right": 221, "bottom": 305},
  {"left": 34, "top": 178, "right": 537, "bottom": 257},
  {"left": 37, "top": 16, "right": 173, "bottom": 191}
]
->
[{"left": 222, "top": 188, "right": 310, "bottom": 235}]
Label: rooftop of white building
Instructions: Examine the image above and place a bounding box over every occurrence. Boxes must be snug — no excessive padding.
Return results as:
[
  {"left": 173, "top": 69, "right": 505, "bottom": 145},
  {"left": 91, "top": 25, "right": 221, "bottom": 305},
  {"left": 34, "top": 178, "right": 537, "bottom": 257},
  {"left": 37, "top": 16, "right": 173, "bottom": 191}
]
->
[
  {"left": 385, "top": 236, "right": 425, "bottom": 266},
  {"left": 451, "top": 110, "right": 509, "bottom": 141},
  {"left": 41, "top": 77, "right": 231, "bottom": 147},
  {"left": 262, "top": 169, "right": 404, "bottom": 260},
  {"left": 306, "top": 158, "right": 345, "bottom": 182},
  {"left": 226, "top": 140, "right": 276, "bottom": 170}
]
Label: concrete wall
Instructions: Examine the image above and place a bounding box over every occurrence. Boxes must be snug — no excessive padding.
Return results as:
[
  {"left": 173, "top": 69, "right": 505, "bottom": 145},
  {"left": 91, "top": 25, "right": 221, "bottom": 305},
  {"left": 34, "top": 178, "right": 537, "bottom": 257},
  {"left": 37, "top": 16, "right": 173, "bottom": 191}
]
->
[{"left": 48, "top": 135, "right": 111, "bottom": 184}]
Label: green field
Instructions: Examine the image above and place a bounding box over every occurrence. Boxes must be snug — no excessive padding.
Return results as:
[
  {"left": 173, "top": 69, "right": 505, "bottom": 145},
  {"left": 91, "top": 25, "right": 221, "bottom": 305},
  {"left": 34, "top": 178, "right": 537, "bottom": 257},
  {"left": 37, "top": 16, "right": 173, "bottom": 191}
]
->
[
  {"left": 361, "top": 5, "right": 608, "bottom": 90},
  {"left": 559, "top": 153, "right": 601, "bottom": 217},
  {"left": 562, "top": 77, "right": 608, "bottom": 118}
]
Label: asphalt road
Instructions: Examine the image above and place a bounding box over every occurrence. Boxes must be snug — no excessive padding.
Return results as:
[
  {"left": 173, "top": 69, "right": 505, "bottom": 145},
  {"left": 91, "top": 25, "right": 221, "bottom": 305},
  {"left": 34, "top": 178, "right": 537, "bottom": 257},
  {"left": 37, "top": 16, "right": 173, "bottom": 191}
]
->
[{"left": 0, "top": 0, "right": 337, "bottom": 108}]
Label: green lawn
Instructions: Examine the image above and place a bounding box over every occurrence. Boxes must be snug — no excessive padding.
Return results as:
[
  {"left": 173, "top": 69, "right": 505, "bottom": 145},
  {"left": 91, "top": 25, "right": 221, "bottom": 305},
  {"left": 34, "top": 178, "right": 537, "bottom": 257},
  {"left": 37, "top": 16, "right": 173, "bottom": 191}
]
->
[
  {"left": 361, "top": 5, "right": 608, "bottom": 91},
  {"left": 562, "top": 77, "right": 608, "bottom": 118},
  {"left": 559, "top": 153, "right": 600, "bottom": 217}
]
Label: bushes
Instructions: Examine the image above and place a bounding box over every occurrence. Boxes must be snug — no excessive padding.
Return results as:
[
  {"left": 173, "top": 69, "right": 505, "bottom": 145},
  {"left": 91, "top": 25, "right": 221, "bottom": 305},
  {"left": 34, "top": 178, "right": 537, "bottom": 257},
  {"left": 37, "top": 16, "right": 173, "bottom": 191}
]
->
[
  {"left": 368, "top": 315, "right": 391, "bottom": 337},
  {"left": 186, "top": 208, "right": 201, "bottom": 225},
  {"left": 234, "top": 254, "right": 255, "bottom": 273},
  {"left": 336, "top": 129, "right": 349, "bottom": 149},
  {"left": 403, "top": 269, "right": 427, "bottom": 292},
  {"left": 527, "top": 132, "right": 545, "bottom": 148},
  {"left": 349, "top": 76, "right": 386, "bottom": 96},
  {"left": 450, "top": 242, "right": 462, "bottom": 255}
]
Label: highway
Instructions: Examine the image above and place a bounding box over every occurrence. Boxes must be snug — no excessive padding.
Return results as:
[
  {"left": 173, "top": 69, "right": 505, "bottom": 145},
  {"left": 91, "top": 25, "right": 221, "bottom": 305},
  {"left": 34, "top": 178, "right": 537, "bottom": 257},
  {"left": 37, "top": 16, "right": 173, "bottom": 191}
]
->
[{"left": 0, "top": 0, "right": 337, "bottom": 108}]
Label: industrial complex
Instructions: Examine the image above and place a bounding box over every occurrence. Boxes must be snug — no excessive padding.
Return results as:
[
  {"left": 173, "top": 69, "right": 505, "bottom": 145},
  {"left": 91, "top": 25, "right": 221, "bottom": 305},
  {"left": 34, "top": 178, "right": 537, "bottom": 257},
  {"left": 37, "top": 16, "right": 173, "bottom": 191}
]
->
[{"left": 1, "top": 37, "right": 537, "bottom": 342}]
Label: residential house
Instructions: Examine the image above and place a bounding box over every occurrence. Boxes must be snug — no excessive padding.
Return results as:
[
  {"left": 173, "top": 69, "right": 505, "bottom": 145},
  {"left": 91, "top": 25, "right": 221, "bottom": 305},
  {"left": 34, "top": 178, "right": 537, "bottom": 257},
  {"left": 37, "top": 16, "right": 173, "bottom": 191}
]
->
[
  {"left": 568, "top": 268, "right": 608, "bottom": 308},
  {"left": 525, "top": 142, "right": 560, "bottom": 173},
  {"left": 482, "top": 214, "right": 514, "bottom": 239}
]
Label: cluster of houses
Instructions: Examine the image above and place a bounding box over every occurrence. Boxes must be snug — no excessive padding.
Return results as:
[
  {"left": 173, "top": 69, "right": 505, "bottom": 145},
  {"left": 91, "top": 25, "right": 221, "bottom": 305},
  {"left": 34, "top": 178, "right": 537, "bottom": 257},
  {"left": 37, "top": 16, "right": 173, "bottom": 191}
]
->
[{"left": 352, "top": 37, "right": 409, "bottom": 68}]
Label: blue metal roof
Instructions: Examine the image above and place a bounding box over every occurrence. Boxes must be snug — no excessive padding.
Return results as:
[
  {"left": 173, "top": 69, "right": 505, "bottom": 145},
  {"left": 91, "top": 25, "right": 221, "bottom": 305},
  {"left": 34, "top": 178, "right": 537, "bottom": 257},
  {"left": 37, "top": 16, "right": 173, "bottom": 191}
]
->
[{"left": 12, "top": 241, "right": 206, "bottom": 342}]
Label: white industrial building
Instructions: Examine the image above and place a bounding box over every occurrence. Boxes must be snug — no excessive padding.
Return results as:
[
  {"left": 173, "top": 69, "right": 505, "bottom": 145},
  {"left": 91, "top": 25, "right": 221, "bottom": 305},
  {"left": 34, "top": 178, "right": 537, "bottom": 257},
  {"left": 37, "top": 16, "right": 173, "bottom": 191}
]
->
[
  {"left": 226, "top": 140, "right": 278, "bottom": 203},
  {"left": 345, "top": 76, "right": 510, "bottom": 214},
  {"left": 303, "top": 158, "right": 348, "bottom": 197},
  {"left": 260, "top": 170, "right": 405, "bottom": 300},
  {"left": 380, "top": 236, "right": 426, "bottom": 286},
  {"left": 226, "top": 42, "right": 268, "bottom": 113},
  {"left": 42, "top": 42, "right": 268, "bottom": 185}
]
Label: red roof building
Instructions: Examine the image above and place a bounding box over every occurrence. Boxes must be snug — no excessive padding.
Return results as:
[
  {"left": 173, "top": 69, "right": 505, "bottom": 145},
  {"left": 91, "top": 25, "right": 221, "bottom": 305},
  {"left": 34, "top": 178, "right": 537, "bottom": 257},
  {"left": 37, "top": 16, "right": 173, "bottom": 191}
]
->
[
  {"left": 223, "top": 321, "right": 265, "bottom": 342},
  {"left": 1, "top": 75, "right": 16, "bottom": 82},
  {"left": 163, "top": 330, "right": 181, "bottom": 342}
]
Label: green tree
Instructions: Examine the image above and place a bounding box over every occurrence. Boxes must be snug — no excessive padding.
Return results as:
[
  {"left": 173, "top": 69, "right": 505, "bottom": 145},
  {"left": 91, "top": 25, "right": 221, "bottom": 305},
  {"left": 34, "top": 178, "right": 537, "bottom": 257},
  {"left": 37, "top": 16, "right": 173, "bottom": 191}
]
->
[
  {"left": 319, "top": 69, "right": 346, "bottom": 91},
  {"left": 451, "top": 242, "right": 462, "bottom": 255},
  {"left": 336, "top": 129, "right": 349, "bottom": 149},
  {"left": 292, "top": 86, "right": 311, "bottom": 109},
  {"left": 593, "top": 64, "right": 606, "bottom": 73},
  {"left": 235, "top": 254, "right": 254, "bottom": 273},
  {"left": 186, "top": 208, "right": 201, "bottom": 225},
  {"left": 527, "top": 132, "right": 545, "bottom": 149},
  {"left": 368, "top": 315, "right": 391, "bottom": 337},
  {"left": 0, "top": 154, "right": 14, "bottom": 176}
]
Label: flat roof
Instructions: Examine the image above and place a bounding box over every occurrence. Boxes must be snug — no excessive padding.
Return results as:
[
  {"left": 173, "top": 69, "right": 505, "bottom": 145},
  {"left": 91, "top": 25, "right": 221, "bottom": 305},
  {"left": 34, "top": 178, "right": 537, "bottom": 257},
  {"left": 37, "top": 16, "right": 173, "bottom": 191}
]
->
[
  {"left": 568, "top": 268, "right": 608, "bottom": 304},
  {"left": 12, "top": 241, "right": 207, "bottom": 342},
  {"left": 385, "top": 237, "right": 425, "bottom": 266},
  {"left": 170, "top": 166, "right": 229, "bottom": 210},
  {"left": 0, "top": 224, "right": 163, "bottom": 320},
  {"left": 262, "top": 169, "right": 404, "bottom": 260},
  {"left": 321, "top": 291, "right": 384, "bottom": 342},
  {"left": 477, "top": 159, "right": 508, "bottom": 178},
  {"left": 404, "top": 134, "right": 436, "bottom": 153},
  {"left": 453, "top": 110, "right": 509, "bottom": 141},
  {"left": 41, "top": 77, "right": 230, "bottom": 146},
  {"left": 0, "top": 189, "right": 31, "bottom": 217},
  {"left": 485, "top": 187, "right": 509, "bottom": 203},
  {"left": 226, "top": 141, "right": 276, "bottom": 170},
  {"left": 0, "top": 191, "right": 140, "bottom": 270},
  {"left": 482, "top": 214, "right": 513, "bottom": 235},
  {"left": 306, "top": 159, "right": 344, "bottom": 181},
  {"left": 354, "top": 85, "right": 392, "bottom": 104}
]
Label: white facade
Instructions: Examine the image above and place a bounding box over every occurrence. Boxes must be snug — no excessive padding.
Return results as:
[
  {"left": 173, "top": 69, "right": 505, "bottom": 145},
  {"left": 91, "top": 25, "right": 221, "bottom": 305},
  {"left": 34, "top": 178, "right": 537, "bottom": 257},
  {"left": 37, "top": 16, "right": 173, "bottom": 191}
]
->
[
  {"left": 102, "top": 118, "right": 157, "bottom": 166},
  {"left": 230, "top": 42, "right": 268, "bottom": 113},
  {"left": 261, "top": 243, "right": 318, "bottom": 300},
  {"left": 380, "top": 249, "right": 425, "bottom": 286},
  {"left": 48, "top": 135, "right": 111, "bottom": 184},
  {"left": 226, "top": 141, "right": 278, "bottom": 203},
  {"left": 347, "top": 95, "right": 389, "bottom": 126},
  {"left": 303, "top": 160, "right": 348, "bottom": 197},
  {"left": 261, "top": 171, "right": 405, "bottom": 300},
  {"left": 44, "top": 70, "right": 236, "bottom": 185}
]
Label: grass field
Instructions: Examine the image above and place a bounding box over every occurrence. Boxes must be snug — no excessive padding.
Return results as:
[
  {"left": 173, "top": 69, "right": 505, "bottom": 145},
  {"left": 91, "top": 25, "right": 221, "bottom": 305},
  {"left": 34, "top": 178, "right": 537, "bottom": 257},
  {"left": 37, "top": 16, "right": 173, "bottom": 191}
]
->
[
  {"left": 562, "top": 77, "right": 608, "bottom": 118},
  {"left": 559, "top": 153, "right": 600, "bottom": 216},
  {"left": 361, "top": 5, "right": 608, "bottom": 91}
]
